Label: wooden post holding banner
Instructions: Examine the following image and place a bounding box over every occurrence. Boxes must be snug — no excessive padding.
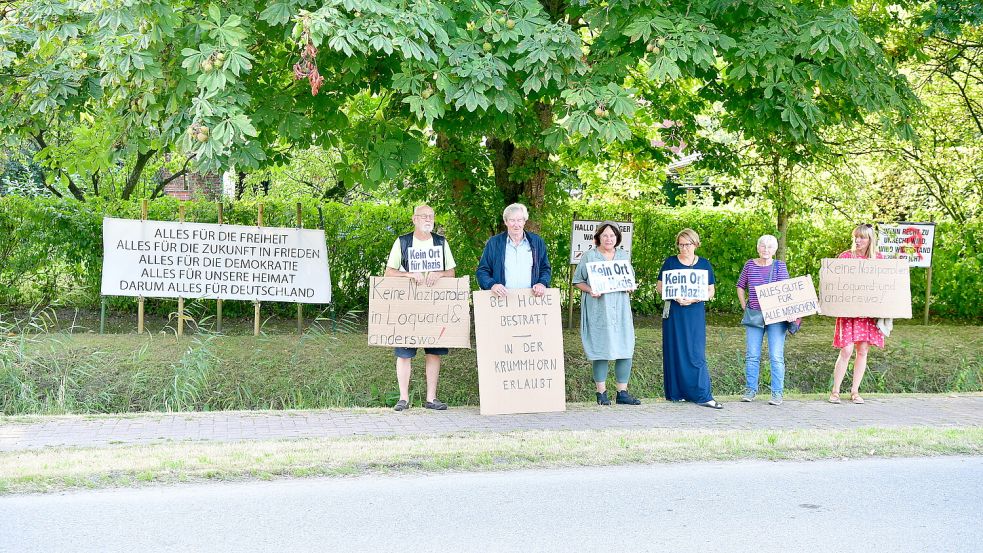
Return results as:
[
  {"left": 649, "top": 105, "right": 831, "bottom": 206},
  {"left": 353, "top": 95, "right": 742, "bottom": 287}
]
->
[
  {"left": 296, "top": 202, "right": 304, "bottom": 334},
  {"left": 254, "top": 203, "right": 264, "bottom": 336},
  {"left": 473, "top": 288, "right": 566, "bottom": 415},
  {"left": 566, "top": 211, "right": 578, "bottom": 329},
  {"left": 177, "top": 203, "right": 185, "bottom": 337},
  {"left": 215, "top": 202, "right": 223, "bottom": 334},
  {"left": 924, "top": 264, "right": 932, "bottom": 325},
  {"left": 137, "top": 198, "right": 148, "bottom": 335}
]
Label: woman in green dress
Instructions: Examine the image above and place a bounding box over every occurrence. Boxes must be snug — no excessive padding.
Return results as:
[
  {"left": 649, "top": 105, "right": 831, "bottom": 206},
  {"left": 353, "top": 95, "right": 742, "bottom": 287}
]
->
[{"left": 572, "top": 222, "right": 641, "bottom": 406}]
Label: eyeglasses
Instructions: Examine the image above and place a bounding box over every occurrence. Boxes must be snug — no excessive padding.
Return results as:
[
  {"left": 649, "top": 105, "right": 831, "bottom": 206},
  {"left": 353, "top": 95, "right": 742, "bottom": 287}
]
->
[
  {"left": 677, "top": 242, "right": 695, "bottom": 247},
  {"left": 506, "top": 218, "right": 527, "bottom": 224},
  {"left": 414, "top": 214, "right": 435, "bottom": 220}
]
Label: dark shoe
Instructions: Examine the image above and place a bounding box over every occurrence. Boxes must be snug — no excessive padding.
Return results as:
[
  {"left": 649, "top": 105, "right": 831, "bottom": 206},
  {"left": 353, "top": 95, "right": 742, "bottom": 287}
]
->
[
  {"left": 698, "top": 400, "right": 724, "bottom": 409},
  {"left": 596, "top": 391, "right": 610, "bottom": 406},
  {"left": 393, "top": 399, "right": 409, "bottom": 412},
  {"left": 423, "top": 399, "right": 448, "bottom": 410},
  {"left": 616, "top": 390, "right": 641, "bottom": 405}
]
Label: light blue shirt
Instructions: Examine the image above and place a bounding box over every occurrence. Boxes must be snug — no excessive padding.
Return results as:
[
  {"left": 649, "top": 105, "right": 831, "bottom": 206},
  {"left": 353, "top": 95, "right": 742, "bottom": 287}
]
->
[{"left": 504, "top": 234, "right": 533, "bottom": 289}]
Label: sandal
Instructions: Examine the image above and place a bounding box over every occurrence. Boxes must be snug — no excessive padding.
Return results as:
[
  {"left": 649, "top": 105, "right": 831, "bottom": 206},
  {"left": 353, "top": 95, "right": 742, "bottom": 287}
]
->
[
  {"left": 828, "top": 393, "right": 841, "bottom": 404},
  {"left": 851, "top": 393, "right": 864, "bottom": 404},
  {"left": 698, "top": 400, "right": 723, "bottom": 409}
]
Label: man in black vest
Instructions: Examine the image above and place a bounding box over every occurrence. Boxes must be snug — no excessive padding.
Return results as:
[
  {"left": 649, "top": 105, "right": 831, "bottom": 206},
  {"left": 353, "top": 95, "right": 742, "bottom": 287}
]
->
[{"left": 384, "top": 204, "right": 457, "bottom": 411}]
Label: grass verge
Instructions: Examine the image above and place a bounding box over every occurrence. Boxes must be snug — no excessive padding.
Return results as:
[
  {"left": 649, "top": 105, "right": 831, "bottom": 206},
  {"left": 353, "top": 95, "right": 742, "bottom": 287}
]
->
[
  {"left": 1, "top": 426, "right": 980, "bottom": 495},
  {"left": 3, "top": 320, "right": 981, "bottom": 414}
]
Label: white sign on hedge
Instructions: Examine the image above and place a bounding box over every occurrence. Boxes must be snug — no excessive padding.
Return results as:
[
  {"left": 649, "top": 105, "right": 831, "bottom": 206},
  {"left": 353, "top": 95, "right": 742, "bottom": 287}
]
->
[
  {"left": 569, "top": 220, "right": 633, "bottom": 264},
  {"left": 101, "top": 218, "right": 331, "bottom": 303},
  {"left": 876, "top": 223, "right": 936, "bottom": 268}
]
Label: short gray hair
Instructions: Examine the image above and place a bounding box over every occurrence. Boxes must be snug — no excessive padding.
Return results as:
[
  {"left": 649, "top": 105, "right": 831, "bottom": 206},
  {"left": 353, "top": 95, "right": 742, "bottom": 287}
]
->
[
  {"left": 503, "top": 203, "right": 529, "bottom": 222},
  {"left": 757, "top": 234, "right": 778, "bottom": 249}
]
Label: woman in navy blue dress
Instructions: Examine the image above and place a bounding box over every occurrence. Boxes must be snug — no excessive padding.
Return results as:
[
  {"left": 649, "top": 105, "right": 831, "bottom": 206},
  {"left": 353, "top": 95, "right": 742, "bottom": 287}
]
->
[{"left": 657, "top": 228, "right": 722, "bottom": 408}]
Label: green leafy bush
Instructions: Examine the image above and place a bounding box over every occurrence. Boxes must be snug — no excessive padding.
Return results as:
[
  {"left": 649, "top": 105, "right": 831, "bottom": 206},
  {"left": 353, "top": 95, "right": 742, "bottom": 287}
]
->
[{"left": 0, "top": 197, "right": 980, "bottom": 320}]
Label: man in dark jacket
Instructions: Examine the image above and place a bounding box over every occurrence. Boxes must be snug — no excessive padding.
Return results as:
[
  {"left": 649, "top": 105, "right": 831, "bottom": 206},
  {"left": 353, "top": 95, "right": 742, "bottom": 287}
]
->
[{"left": 476, "top": 203, "right": 552, "bottom": 297}]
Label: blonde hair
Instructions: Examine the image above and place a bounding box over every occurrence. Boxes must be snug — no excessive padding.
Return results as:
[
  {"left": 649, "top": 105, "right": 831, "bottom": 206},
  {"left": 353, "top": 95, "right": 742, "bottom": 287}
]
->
[
  {"left": 676, "top": 228, "right": 700, "bottom": 247},
  {"left": 852, "top": 224, "right": 877, "bottom": 258}
]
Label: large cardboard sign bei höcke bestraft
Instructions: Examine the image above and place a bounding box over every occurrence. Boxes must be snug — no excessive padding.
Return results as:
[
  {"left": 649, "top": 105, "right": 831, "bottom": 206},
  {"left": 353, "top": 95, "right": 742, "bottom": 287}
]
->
[
  {"left": 367, "top": 276, "right": 471, "bottom": 349},
  {"left": 818, "top": 258, "right": 912, "bottom": 318},
  {"left": 101, "top": 218, "right": 331, "bottom": 303},
  {"left": 473, "top": 289, "right": 566, "bottom": 415},
  {"left": 755, "top": 275, "right": 821, "bottom": 325}
]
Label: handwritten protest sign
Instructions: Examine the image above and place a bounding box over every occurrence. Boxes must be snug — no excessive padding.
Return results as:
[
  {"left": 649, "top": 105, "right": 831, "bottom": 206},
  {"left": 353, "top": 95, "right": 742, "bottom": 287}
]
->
[
  {"left": 877, "top": 223, "right": 935, "bottom": 268},
  {"left": 818, "top": 259, "right": 912, "bottom": 318},
  {"left": 755, "top": 276, "right": 821, "bottom": 325},
  {"left": 367, "top": 276, "right": 471, "bottom": 348},
  {"left": 101, "top": 218, "right": 331, "bottom": 303},
  {"left": 406, "top": 246, "right": 444, "bottom": 273},
  {"left": 570, "top": 220, "right": 633, "bottom": 263},
  {"left": 586, "top": 261, "right": 636, "bottom": 294},
  {"left": 660, "top": 269, "right": 709, "bottom": 301},
  {"left": 473, "top": 289, "right": 566, "bottom": 415}
]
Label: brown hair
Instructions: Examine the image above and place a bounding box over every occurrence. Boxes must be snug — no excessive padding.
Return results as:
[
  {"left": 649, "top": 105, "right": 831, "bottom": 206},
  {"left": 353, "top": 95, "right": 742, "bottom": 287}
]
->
[{"left": 593, "top": 221, "right": 623, "bottom": 247}]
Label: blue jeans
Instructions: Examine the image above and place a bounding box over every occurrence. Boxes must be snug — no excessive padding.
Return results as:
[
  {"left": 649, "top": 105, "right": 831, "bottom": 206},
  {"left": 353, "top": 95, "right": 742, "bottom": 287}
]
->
[{"left": 745, "top": 323, "right": 787, "bottom": 394}]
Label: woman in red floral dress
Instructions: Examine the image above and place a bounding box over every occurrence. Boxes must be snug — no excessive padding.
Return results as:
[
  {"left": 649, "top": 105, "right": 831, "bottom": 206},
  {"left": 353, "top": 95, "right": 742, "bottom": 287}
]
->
[{"left": 830, "top": 224, "right": 884, "bottom": 405}]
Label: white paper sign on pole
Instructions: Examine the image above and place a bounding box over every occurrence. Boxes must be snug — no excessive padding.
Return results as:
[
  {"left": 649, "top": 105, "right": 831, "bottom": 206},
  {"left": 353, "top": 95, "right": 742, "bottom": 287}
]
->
[
  {"left": 755, "top": 275, "right": 821, "bottom": 325},
  {"left": 473, "top": 289, "right": 566, "bottom": 415},
  {"left": 585, "top": 261, "right": 636, "bottom": 294},
  {"left": 660, "top": 269, "right": 709, "bottom": 301},
  {"left": 876, "top": 223, "right": 936, "bottom": 268},
  {"left": 406, "top": 246, "right": 444, "bottom": 273},
  {"left": 570, "top": 220, "right": 633, "bottom": 264},
  {"left": 101, "top": 218, "right": 331, "bottom": 303},
  {"left": 818, "top": 258, "right": 912, "bottom": 318}
]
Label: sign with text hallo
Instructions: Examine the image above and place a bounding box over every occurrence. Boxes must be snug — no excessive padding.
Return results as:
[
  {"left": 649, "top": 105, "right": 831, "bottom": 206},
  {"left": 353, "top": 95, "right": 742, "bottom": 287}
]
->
[
  {"left": 473, "top": 289, "right": 566, "bottom": 415},
  {"left": 101, "top": 218, "right": 331, "bottom": 303},
  {"left": 755, "top": 276, "right": 821, "bottom": 325},
  {"left": 818, "top": 258, "right": 912, "bottom": 318},
  {"left": 570, "top": 220, "right": 633, "bottom": 264},
  {"left": 367, "top": 276, "right": 471, "bottom": 349}
]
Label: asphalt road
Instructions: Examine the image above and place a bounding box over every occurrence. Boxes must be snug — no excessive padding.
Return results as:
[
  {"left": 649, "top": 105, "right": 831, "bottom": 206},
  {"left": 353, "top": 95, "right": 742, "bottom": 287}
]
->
[{"left": 1, "top": 456, "right": 980, "bottom": 552}]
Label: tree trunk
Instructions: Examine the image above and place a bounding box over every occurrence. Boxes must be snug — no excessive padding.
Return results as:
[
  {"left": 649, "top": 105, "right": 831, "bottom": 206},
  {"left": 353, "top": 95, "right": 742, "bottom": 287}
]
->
[
  {"left": 436, "top": 133, "right": 492, "bottom": 246},
  {"left": 486, "top": 102, "right": 553, "bottom": 232},
  {"left": 121, "top": 149, "right": 157, "bottom": 200},
  {"left": 236, "top": 171, "right": 246, "bottom": 200},
  {"left": 773, "top": 154, "right": 790, "bottom": 261}
]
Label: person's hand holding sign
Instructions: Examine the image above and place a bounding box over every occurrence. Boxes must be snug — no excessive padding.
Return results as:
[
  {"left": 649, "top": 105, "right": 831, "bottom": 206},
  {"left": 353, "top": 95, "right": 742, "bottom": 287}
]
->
[
  {"left": 531, "top": 283, "right": 546, "bottom": 297},
  {"left": 491, "top": 283, "right": 508, "bottom": 297},
  {"left": 424, "top": 272, "right": 441, "bottom": 287}
]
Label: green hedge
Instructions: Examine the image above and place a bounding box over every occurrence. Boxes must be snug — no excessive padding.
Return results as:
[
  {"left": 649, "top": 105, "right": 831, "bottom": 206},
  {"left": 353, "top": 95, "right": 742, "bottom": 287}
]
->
[{"left": 1, "top": 196, "right": 981, "bottom": 320}]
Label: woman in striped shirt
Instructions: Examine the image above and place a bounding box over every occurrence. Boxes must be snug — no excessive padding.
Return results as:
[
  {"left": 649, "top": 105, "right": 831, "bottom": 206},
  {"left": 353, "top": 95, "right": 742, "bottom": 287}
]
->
[{"left": 736, "top": 234, "right": 791, "bottom": 405}]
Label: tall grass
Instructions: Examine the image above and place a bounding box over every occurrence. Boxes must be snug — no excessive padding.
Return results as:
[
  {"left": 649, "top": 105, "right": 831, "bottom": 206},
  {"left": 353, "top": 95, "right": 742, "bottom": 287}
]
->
[{"left": 0, "top": 314, "right": 980, "bottom": 415}]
